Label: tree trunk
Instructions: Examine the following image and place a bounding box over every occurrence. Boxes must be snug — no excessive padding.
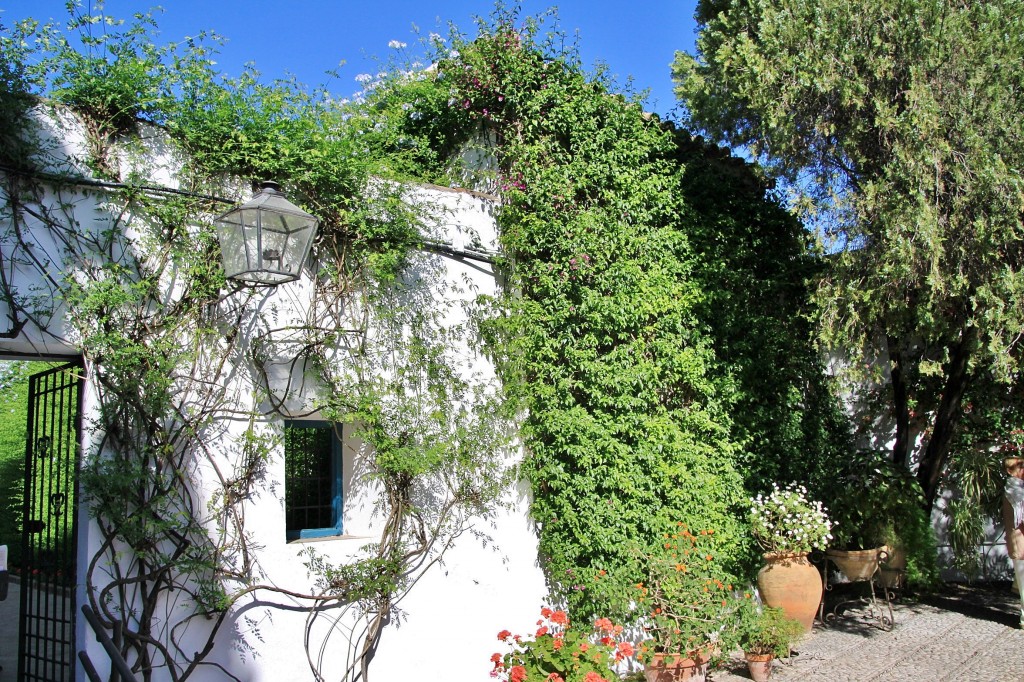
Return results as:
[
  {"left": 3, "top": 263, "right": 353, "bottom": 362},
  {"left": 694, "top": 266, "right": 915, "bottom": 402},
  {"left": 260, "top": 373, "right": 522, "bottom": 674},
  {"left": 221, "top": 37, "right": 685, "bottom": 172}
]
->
[
  {"left": 916, "top": 327, "right": 977, "bottom": 512},
  {"left": 887, "top": 335, "right": 911, "bottom": 468}
]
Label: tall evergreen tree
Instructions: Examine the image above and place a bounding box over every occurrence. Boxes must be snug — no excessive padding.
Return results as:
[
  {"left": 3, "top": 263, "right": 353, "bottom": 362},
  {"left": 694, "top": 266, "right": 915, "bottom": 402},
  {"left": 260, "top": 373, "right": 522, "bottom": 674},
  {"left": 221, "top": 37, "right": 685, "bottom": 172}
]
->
[{"left": 674, "top": 0, "right": 1024, "bottom": 511}]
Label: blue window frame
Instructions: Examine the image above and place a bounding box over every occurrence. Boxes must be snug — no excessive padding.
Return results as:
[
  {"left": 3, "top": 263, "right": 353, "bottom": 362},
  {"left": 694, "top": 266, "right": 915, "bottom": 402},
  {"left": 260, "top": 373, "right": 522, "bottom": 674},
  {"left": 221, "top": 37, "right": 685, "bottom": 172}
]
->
[{"left": 284, "top": 421, "right": 343, "bottom": 540}]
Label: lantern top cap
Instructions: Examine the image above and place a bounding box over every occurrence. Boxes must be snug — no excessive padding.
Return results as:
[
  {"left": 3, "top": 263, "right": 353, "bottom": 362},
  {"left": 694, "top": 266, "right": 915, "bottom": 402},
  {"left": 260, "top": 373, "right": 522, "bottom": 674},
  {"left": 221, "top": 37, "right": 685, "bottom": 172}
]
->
[{"left": 221, "top": 181, "right": 316, "bottom": 221}]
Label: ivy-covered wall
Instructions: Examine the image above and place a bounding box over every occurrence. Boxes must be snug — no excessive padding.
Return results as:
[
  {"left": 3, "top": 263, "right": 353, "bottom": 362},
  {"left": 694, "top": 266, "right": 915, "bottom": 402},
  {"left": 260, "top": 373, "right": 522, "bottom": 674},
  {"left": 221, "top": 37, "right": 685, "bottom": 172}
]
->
[{"left": 358, "top": 11, "right": 853, "bottom": 622}]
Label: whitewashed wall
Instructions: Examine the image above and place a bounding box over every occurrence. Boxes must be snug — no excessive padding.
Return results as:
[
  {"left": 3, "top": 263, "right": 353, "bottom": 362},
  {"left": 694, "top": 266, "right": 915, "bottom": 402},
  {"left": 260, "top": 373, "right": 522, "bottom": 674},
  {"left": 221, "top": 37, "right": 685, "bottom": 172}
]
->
[{"left": 0, "top": 108, "right": 547, "bottom": 681}]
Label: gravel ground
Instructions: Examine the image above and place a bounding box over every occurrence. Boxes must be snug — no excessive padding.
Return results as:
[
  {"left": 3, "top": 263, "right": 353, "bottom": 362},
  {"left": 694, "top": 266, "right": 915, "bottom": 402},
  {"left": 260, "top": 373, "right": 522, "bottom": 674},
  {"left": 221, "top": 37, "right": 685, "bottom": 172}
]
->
[{"left": 710, "top": 582, "right": 1024, "bottom": 682}]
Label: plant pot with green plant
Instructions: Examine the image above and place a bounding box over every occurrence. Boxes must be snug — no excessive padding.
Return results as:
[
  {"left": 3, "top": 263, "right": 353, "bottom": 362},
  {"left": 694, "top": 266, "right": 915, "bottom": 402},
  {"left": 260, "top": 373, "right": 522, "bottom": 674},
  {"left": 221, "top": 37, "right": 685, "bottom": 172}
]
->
[
  {"left": 749, "top": 483, "right": 832, "bottom": 632},
  {"left": 733, "top": 598, "right": 803, "bottom": 682},
  {"left": 823, "top": 450, "right": 937, "bottom": 587},
  {"left": 633, "top": 525, "right": 740, "bottom": 682}
]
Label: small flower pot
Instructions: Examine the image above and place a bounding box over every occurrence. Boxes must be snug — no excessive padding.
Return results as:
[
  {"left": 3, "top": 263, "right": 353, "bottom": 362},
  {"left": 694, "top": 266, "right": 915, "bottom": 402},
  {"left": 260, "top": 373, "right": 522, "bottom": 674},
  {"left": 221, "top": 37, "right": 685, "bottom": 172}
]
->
[
  {"left": 644, "top": 650, "right": 711, "bottom": 682},
  {"left": 744, "top": 652, "right": 773, "bottom": 682}
]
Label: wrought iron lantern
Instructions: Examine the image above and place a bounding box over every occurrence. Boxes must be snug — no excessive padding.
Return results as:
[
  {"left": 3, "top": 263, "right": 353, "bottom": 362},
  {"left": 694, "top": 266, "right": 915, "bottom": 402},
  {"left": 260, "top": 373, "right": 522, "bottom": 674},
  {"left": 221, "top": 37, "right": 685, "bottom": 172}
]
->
[{"left": 214, "top": 181, "right": 319, "bottom": 285}]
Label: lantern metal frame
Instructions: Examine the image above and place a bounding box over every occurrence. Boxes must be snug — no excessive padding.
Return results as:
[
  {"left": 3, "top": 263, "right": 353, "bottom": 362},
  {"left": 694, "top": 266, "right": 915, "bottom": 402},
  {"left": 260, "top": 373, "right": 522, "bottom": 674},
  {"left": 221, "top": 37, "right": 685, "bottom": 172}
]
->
[{"left": 214, "top": 181, "right": 319, "bottom": 285}]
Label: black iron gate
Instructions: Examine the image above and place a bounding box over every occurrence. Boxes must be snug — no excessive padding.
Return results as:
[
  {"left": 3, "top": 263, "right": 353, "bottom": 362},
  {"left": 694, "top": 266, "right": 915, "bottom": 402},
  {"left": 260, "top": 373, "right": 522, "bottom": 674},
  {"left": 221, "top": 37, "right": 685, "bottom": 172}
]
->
[{"left": 19, "top": 362, "right": 83, "bottom": 682}]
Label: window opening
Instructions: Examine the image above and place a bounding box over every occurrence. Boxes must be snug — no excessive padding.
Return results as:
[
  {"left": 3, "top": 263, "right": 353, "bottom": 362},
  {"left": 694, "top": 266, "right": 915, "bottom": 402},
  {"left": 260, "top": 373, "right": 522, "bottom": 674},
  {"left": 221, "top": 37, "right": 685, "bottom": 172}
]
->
[{"left": 284, "top": 421, "right": 342, "bottom": 540}]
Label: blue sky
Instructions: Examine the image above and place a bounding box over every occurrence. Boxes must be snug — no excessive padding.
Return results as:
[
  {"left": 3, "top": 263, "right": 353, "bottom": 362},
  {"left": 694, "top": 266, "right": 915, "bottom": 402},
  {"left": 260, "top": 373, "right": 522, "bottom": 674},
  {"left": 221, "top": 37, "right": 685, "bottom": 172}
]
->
[{"left": 1, "top": 1, "right": 700, "bottom": 118}]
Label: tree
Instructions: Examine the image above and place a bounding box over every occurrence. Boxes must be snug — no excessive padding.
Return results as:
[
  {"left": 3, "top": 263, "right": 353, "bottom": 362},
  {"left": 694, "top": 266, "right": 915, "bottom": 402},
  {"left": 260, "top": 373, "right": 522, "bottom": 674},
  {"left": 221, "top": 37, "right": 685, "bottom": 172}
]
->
[{"left": 674, "top": 0, "right": 1024, "bottom": 512}]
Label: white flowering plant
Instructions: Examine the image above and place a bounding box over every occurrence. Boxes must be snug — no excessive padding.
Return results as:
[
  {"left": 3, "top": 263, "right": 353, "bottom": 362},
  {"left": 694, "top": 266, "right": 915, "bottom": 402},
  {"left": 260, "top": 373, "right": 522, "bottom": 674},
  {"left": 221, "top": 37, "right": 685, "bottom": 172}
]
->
[{"left": 749, "top": 484, "right": 832, "bottom": 555}]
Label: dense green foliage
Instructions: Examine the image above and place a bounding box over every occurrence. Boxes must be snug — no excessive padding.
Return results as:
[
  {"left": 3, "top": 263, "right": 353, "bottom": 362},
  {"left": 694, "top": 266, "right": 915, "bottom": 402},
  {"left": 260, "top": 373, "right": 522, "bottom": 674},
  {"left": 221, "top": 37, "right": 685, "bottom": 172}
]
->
[
  {"left": 675, "top": 0, "right": 1024, "bottom": 523},
  {"left": 675, "top": 139, "right": 853, "bottom": 490},
  {"left": 437, "top": 20, "right": 749, "bottom": 621},
  {"left": 365, "top": 11, "right": 852, "bottom": 622},
  {"left": 0, "top": 362, "right": 30, "bottom": 567}
]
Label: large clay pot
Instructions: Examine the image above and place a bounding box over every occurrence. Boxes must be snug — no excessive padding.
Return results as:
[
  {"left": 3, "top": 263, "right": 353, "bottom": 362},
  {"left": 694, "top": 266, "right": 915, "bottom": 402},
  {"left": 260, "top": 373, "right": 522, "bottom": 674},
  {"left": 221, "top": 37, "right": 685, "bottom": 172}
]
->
[
  {"left": 744, "top": 652, "right": 774, "bottom": 682},
  {"left": 826, "top": 548, "right": 882, "bottom": 582},
  {"left": 643, "top": 651, "right": 710, "bottom": 682},
  {"left": 756, "top": 552, "right": 822, "bottom": 633}
]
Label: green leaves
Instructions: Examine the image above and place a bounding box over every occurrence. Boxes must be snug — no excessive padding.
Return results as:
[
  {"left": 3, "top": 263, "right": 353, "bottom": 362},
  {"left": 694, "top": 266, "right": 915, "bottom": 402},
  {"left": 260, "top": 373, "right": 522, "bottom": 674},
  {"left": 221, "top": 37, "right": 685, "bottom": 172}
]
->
[
  {"left": 429, "top": 16, "right": 753, "bottom": 624},
  {"left": 678, "top": 0, "right": 1024, "bottom": 514}
]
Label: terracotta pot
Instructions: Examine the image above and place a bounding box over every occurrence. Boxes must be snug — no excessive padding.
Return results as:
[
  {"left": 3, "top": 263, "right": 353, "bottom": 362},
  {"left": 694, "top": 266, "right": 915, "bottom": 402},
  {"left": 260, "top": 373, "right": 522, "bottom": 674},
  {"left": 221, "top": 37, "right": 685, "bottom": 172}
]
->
[
  {"left": 744, "top": 652, "right": 773, "bottom": 682},
  {"left": 878, "top": 544, "right": 906, "bottom": 588},
  {"left": 756, "top": 552, "right": 821, "bottom": 633},
  {"left": 826, "top": 548, "right": 882, "bottom": 581},
  {"left": 643, "top": 650, "right": 710, "bottom": 682}
]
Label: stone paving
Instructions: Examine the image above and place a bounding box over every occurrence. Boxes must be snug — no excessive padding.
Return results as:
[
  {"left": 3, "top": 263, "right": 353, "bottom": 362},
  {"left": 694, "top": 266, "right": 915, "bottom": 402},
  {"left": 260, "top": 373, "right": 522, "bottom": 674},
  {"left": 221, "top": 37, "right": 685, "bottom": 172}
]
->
[
  {"left": 0, "top": 576, "right": 17, "bottom": 682},
  {"left": 711, "top": 583, "right": 1024, "bottom": 682}
]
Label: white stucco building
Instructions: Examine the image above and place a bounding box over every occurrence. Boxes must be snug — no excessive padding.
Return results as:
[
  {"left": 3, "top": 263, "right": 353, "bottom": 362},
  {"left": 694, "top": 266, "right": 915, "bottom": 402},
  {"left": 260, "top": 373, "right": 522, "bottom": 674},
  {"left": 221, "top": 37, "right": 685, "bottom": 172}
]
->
[{"left": 0, "top": 107, "right": 546, "bottom": 681}]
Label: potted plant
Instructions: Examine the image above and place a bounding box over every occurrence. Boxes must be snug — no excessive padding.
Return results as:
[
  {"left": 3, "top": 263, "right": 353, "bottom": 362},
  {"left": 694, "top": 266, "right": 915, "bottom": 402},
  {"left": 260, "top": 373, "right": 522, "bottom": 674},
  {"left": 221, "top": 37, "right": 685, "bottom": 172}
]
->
[
  {"left": 749, "top": 483, "right": 832, "bottom": 631},
  {"left": 491, "top": 606, "right": 635, "bottom": 682},
  {"left": 633, "top": 525, "right": 740, "bottom": 682},
  {"left": 824, "top": 450, "right": 928, "bottom": 585},
  {"left": 733, "top": 598, "right": 803, "bottom": 682}
]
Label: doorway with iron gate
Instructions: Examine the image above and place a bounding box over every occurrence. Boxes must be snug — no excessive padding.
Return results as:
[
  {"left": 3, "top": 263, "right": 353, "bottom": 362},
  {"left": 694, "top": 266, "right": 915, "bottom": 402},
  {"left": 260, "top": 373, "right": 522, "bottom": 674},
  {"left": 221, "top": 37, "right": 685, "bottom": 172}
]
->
[{"left": 6, "top": 362, "right": 84, "bottom": 682}]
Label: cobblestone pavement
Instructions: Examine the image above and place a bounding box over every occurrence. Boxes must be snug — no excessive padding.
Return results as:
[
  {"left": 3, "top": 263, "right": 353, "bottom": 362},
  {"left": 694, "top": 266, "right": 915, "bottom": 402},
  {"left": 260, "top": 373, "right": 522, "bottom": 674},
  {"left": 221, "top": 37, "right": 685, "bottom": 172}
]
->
[{"left": 711, "top": 583, "right": 1024, "bottom": 682}]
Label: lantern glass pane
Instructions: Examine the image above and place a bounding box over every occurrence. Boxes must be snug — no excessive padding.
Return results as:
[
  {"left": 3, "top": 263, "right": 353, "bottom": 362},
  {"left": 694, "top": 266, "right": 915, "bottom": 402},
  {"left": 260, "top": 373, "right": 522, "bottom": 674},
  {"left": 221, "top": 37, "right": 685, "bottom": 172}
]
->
[
  {"left": 240, "top": 208, "right": 261, "bottom": 274},
  {"left": 260, "top": 219, "right": 290, "bottom": 275},
  {"left": 215, "top": 209, "right": 248, "bottom": 279}
]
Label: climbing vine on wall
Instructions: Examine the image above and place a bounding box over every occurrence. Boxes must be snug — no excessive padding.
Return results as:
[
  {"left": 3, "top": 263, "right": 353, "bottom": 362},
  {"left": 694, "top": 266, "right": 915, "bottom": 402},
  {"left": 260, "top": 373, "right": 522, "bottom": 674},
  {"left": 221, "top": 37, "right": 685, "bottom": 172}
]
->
[
  {"left": 435, "top": 17, "right": 750, "bottom": 621},
  {"left": 372, "top": 9, "right": 854, "bottom": 621},
  {"left": 1, "top": 7, "right": 513, "bottom": 681}
]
